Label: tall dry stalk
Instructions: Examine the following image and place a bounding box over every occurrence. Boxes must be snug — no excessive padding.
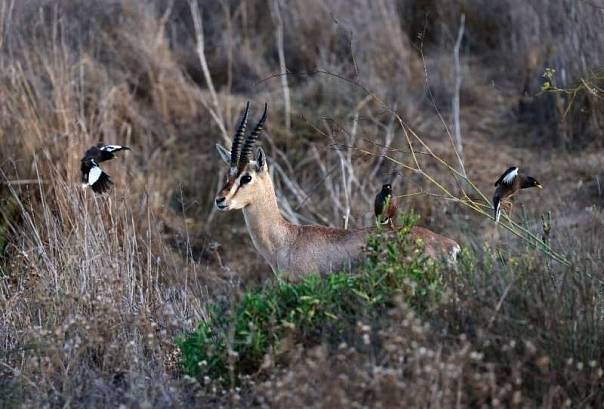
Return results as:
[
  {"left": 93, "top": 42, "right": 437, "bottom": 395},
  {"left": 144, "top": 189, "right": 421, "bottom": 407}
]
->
[
  {"left": 452, "top": 13, "right": 465, "bottom": 176},
  {"left": 190, "top": 0, "right": 229, "bottom": 145},
  {"left": 271, "top": 0, "right": 291, "bottom": 131}
]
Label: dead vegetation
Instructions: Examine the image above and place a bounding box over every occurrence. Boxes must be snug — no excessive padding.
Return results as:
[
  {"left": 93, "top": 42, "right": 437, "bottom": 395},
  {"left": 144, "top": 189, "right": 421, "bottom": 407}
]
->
[{"left": 0, "top": 0, "right": 603, "bottom": 407}]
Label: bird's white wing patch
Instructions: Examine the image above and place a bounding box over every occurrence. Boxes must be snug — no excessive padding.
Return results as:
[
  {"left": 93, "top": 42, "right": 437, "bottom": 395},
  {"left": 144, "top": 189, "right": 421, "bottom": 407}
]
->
[
  {"left": 88, "top": 166, "right": 102, "bottom": 185},
  {"left": 502, "top": 167, "right": 518, "bottom": 184},
  {"left": 101, "top": 144, "right": 122, "bottom": 152}
]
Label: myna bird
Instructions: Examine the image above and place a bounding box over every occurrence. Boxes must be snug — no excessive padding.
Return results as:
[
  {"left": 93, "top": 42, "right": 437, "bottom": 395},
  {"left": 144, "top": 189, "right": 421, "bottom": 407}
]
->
[
  {"left": 493, "top": 166, "right": 542, "bottom": 223},
  {"left": 80, "top": 143, "right": 130, "bottom": 194},
  {"left": 374, "top": 184, "right": 398, "bottom": 226}
]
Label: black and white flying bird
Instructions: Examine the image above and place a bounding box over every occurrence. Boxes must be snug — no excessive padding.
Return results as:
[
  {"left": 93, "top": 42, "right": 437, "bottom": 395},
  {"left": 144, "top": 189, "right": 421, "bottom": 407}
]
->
[
  {"left": 80, "top": 143, "right": 130, "bottom": 193},
  {"left": 493, "top": 166, "right": 542, "bottom": 223}
]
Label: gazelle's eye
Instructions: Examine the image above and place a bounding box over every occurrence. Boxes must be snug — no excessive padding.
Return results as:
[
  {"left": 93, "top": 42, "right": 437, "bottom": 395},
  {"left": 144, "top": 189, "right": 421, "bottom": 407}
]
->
[{"left": 241, "top": 174, "right": 252, "bottom": 184}]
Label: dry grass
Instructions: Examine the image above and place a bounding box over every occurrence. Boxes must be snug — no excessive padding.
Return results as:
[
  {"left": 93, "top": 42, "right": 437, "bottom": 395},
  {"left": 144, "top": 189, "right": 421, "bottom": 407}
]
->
[{"left": 1, "top": 0, "right": 603, "bottom": 407}]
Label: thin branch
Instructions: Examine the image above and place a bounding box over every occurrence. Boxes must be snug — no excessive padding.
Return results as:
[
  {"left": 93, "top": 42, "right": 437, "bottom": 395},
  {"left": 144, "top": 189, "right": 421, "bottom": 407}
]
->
[
  {"left": 271, "top": 0, "right": 291, "bottom": 130},
  {"left": 1, "top": 179, "right": 48, "bottom": 185},
  {"left": 452, "top": 13, "right": 466, "bottom": 176},
  {"left": 189, "top": 1, "right": 229, "bottom": 145},
  {"left": 417, "top": 31, "right": 466, "bottom": 181}
]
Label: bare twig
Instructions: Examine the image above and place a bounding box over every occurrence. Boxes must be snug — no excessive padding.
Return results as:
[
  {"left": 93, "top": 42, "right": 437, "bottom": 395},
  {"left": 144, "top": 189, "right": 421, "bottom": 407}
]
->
[
  {"left": 340, "top": 111, "right": 359, "bottom": 229},
  {"left": 417, "top": 31, "right": 466, "bottom": 184},
  {"left": 0, "top": 0, "right": 16, "bottom": 53},
  {"left": 155, "top": 1, "right": 174, "bottom": 47},
  {"left": 367, "top": 103, "right": 396, "bottom": 183},
  {"left": 452, "top": 13, "right": 466, "bottom": 176},
  {"left": 189, "top": 1, "right": 229, "bottom": 145},
  {"left": 271, "top": 161, "right": 308, "bottom": 208},
  {"left": 1, "top": 179, "right": 48, "bottom": 185},
  {"left": 271, "top": 0, "right": 291, "bottom": 130},
  {"left": 487, "top": 280, "right": 515, "bottom": 330}
]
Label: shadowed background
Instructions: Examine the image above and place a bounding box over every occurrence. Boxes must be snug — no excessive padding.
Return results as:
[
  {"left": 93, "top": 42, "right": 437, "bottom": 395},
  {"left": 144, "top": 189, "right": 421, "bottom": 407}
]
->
[{"left": 0, "top": 0, "right": 603, "bottom": 407}]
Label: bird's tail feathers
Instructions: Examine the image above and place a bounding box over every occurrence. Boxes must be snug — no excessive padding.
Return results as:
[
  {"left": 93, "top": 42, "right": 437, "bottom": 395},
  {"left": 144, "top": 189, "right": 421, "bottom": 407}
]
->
[{"left": 494, "top": 198, "right": 501, "bottom": 224}]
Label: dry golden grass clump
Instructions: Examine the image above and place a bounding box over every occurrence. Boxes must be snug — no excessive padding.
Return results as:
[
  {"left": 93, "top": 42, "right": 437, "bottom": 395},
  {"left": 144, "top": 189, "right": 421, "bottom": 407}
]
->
[{"left": 1, "top": 0, "right": 603, "bottom": 407}]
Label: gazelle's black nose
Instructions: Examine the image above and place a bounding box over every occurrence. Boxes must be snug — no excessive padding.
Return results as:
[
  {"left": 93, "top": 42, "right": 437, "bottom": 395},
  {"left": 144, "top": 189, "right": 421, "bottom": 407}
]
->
[{"left": 215, "top": 196, "right": 228, "bottom": 210}]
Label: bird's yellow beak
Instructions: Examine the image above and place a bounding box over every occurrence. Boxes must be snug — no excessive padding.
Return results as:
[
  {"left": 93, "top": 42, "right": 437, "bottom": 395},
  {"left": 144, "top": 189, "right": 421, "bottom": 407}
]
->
[{"left": 536, "top": 183, "right": 543, "bottom": 189}]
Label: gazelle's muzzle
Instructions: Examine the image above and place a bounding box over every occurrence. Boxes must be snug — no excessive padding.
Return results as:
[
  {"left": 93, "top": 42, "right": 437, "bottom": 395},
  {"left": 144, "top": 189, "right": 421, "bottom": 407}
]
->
[
  {"left": 215, "top": 196, "right": 228, "bottom": 210},
  {"left": 215, "top": 179, "right": 236, "bottom": 210}
]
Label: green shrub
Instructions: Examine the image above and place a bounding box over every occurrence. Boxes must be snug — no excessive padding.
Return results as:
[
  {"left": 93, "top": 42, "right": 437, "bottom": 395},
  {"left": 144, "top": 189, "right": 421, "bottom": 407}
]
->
[{"left": 177, "top": 212, "right": 444, "bottom": 384}]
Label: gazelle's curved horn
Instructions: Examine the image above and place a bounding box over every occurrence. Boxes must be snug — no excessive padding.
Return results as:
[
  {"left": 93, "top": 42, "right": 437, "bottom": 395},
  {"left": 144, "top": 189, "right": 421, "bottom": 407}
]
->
[
  {"left": 238, "top": 103, "right": 268, "bottom": 173},
  {"left": 230, "top": 101, "right": 250, "bottom": 173}
]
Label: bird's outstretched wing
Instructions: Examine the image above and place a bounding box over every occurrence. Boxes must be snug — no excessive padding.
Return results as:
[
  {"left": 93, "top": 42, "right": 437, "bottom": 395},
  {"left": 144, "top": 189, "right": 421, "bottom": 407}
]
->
[
  {"left": 90, "top": 171, "right": 113, "bottom": 194},
  {"left": 494, "top": 166, "right": 518, "bottom": 186},
  {"left": 81, "top": 158, "right": 113, "bottom": 194}
]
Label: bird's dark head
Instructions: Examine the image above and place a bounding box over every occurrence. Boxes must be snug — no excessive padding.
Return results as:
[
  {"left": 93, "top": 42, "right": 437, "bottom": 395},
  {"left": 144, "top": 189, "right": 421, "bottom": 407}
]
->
[
  {"left": 382, "top": 184, "right": 392, "bottom": 194},
  {"left": 524, "top": 176, "right": 543, "bottom": 189}
]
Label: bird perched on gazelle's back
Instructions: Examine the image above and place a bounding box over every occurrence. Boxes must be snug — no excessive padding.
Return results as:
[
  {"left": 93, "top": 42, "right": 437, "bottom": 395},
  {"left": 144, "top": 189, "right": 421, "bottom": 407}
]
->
[
  {"left": 493, "top": 166, "right": 542, "bottom": 223},
  {"left": 80, "top": 143, "right": 130, "bottom": 194},
  {"left": 374, "top": 184, "right": 398, "bottom": 226}
]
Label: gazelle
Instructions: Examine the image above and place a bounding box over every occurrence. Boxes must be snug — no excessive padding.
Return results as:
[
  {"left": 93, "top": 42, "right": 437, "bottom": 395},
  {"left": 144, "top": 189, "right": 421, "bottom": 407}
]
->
[{"left": 215, "top": 102, "right": 460, "bottom": 278}]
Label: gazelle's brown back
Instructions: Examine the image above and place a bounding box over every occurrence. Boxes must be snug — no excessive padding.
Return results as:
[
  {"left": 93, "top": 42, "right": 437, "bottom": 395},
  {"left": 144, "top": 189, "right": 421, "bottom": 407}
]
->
[
  {"left": 280, "top": 223, "right": 459, "bottom": 279},
  {"left": 408, "top": 226, "right": 460, "bottom": 263},
  {"left": 275, "top": 224, "right": 368, "bottom": 279}
]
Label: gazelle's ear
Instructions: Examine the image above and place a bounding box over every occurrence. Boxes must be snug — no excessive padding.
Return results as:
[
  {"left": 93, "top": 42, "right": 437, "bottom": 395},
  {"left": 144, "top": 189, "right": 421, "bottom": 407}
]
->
[
  {"left": 216, "top": 144, "right": 231, "bottom": 165},
  {"left": 255, "top": 147, "right": 267, "bottom": 172}
]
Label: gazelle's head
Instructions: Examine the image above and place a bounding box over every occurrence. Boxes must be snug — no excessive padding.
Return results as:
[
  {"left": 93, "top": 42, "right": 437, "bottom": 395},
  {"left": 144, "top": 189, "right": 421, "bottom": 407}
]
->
[{"left": 215, "top": 102, "right": 272, "bottom": 211}]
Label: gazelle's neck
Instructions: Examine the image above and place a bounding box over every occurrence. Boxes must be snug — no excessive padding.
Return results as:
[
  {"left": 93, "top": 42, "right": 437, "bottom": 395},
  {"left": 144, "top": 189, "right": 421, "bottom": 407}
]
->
[{"left": 241, "top": 179, "right": 291, "bottom": 263}]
